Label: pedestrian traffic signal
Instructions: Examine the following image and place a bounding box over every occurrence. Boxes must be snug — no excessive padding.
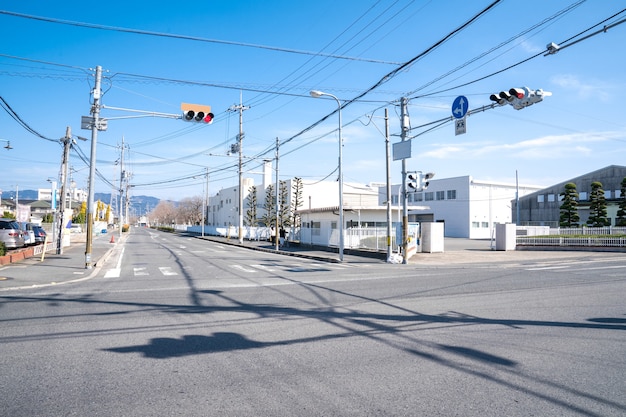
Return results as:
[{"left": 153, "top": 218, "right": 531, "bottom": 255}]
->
[
  {"left": 181, "top": 102, "right": 214, "bottom": 124},
  {"left": 407, "top": 172, "right": 420, "bottom": 192},
  {"left": 489, "top": 87, "right": 552, "bottom": 110}
]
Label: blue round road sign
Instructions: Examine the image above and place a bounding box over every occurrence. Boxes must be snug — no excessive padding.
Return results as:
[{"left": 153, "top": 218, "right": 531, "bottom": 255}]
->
[{"left": 452, "top": 96, "right": 469, "bottom": 119}]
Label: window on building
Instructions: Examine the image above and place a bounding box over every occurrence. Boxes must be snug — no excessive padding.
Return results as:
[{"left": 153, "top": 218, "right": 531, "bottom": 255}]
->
[
  {"left": 537, "top": 195, "right": 544, "bottom": 203},
  {"left": 408, "top": 193, "right": 413, "bottom": 202},
  {"left": 579, "top": 191, "right": 588, "bottom": 200},
  {"left": 414, "top": 193, "right": 423, "bottom": 202},
  {"left": 312, "top": 221, "right": 320, "bottom": 236},
  {"left": 617, "top": 190, "right": 622, "bottom": 198},
  {"left": 436, "top": 191, "right": 445, "bottom": 200},
  {"left": 331, "top": 221, "right": 337, "bottom": 230},
  {"left": 425, "top": 192, "right": 434, "bottom": 201},
  {"left": 548, "top": 194, "right": 555, "bottom": 202},
  {"left": 482, "top": 222, "right": 489, "bottom": 228},
  {"left": 472, "top": 222, "right": 480, "bottom": 228},
  {"left": 447, "top": 190, "right": 456, "bottom": 200},
  {"left": 391, "top": 195, "right": 398, "bottom": 204},
  {"left": 605, "top": 190, "right": 611, "bottom": 199}
]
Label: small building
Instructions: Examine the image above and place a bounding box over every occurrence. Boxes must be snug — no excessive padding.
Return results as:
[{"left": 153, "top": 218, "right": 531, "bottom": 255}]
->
[{"left": 515, "top": 165, "right": 626, "bottom": 227}]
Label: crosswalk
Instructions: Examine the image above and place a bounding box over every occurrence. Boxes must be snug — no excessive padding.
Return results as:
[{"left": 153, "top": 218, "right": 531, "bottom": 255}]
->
[{"left": 104, "top": 260, "right": 354, "bottom": 278}]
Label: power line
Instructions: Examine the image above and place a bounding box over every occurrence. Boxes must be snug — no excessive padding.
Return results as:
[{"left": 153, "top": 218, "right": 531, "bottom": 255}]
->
[{"left": 0, "top": 10, "right": 400, "bottom": 66}]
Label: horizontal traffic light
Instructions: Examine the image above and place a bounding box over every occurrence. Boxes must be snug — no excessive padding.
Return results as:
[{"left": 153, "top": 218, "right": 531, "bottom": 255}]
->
[
  {"left": 489, "top": 87, "right": 551, "bottom": 110},
  {"left": 181, "top": 102, "right": 214, "bottom": 124}
]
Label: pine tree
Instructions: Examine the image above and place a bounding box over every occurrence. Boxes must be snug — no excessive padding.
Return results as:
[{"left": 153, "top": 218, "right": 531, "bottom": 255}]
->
[
  {"left": 616, "top": 177, "right": 626, "bottom": 226},
  {"left": 586, "top": 181, "right": 609, "bottom": 227},
  {"left": 245, "top": 186, "right": 258, "bottom": 226},
  {"left": 261, "top": 184, "right": 275, "bottom": 227},
  {"left": 291, "top": 177, "right": 304, "bottom": 229},
  {"left": 279, "top": 180, "right": 290, "bottom": 227},
  {"left": 559, "top": 182, "right": 579, "bottom": 227}
]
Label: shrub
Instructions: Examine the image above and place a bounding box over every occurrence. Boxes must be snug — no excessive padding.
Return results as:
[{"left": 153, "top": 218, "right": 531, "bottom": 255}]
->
[{"left": 0, "top": 241, "right": 6, "bottom": 257}]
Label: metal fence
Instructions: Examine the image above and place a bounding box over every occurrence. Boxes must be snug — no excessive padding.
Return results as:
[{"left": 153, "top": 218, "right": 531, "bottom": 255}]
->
[
  {"left": 517, "top": 236, "right": 626, "bottom": 247},
  {"left": 548, "top": 226, "right": 626, "bottom": 235},
  {"left": 344, "top": 227, "right": 399, "bottom": 252},
  {"left": 517, "top": 226, "right": 626, "bottom": 247}
]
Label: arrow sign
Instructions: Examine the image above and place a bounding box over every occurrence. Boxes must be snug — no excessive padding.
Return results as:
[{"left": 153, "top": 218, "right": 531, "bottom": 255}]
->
[{"left": 452, "top": 95, "right": 468, "bottom": 119}]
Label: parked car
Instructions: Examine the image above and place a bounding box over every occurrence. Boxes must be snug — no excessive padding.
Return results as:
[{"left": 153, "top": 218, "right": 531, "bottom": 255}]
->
[
  {"left": 0, "top": 218, "right": 25, "bottom": 249},
  {"left": 21, "top": 223, "right": 36, "bottom": 246},
  {"left": 30, "top": 224, "right": 47, "bottom": 245}
]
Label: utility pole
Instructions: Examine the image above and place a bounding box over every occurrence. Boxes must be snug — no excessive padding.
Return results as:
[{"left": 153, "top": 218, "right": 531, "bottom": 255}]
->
[
  {"left": 229, "top": 92, "right": 249, "bottom": 244},
  {"left": 85, "top": 65, "right": 102, "bottom": 269},
  {"left": 275, "top": 137, "right": 280, "bottom": 251},
  {"left": 384, "top": 109, "right": 393, "bottom": 263},
  {"left": 119, "top": 136, "right": 125, "bottom": 241},
  {"left": 57, "top": 126, "right": 72, "bottom": 255},
  {"left": 400, "top": 97, "right": 410, "bottom": 265}
]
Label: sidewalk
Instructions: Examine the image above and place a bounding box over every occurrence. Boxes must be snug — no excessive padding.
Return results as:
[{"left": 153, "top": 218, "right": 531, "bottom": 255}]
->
[{"left": 0, "top": 232, "right": 119, "bottom": 291}]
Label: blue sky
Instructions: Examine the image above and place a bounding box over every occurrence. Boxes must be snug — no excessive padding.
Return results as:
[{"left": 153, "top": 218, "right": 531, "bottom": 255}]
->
[{"left": 1, "top": 1, "right": 625, "bottom": 202}]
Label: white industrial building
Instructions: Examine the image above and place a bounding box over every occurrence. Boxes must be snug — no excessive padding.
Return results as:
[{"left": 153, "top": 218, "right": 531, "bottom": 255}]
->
[{"left": 204, "top": 161, "right": 541, "bottom": 243}]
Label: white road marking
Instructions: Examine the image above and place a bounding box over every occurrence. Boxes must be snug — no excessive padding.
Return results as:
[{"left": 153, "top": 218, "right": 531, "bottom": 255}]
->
[
  {"left": 104, "top": 269, "right": 120, "bottom": 278},
  {"left": 134, "top": 267, "right": 149, "bottom": 276},
  {"left": 232, "top": 264, "right": 256, "bottom": 273},
  {"left": 159, "top": 266, "right": 178, "bottom": 276},
  {"left": 251, "top": 264, "right": 276, "bottom": 272}
]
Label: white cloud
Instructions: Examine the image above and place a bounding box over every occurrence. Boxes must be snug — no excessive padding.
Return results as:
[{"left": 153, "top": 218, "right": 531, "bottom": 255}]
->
[
  {"left": 550, "top": 74, "right": 610, "bottom": 101},
  {"left": 421, "top": 132, "right": 618, "bottom": 160}
]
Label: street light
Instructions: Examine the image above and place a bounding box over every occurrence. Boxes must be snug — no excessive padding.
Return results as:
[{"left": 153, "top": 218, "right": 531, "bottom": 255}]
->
[{"left": 310, "top": 90, "right": 344, "bottom": 262}]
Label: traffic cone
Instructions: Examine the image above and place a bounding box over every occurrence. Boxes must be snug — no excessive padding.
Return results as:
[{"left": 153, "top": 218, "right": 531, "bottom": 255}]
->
[{"left": 110, "top": 234, "right": 115, "bottom": 243}]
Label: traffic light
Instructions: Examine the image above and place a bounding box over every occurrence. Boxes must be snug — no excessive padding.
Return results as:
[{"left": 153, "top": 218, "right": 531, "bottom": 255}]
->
[
  {"left": 421, "top": 172, "right": 435, "bottom": 190},
  {"left": 489, "top": 87, "right": 552, "bottom": 110},
  {"left": 407, "top": 172, "right": 420, "bottom": 192},
  {"left": 181, "top": 102, "right": 214, "bottom": 124}
]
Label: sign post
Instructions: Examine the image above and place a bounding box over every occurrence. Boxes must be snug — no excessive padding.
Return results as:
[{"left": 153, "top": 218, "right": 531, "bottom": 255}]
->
[{"left": 452, "top": 95, "right": 468, "bottom": 136}]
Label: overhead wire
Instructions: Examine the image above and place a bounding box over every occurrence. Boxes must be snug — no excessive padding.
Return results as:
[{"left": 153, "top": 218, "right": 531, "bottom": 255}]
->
[{"left": 0, "top": 10, "right": 400, "bottom": 66}]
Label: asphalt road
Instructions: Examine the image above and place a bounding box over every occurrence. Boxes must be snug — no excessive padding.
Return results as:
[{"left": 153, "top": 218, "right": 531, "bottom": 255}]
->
[{"left": 1, "top": 228, "right": 624, "bottom": 416}]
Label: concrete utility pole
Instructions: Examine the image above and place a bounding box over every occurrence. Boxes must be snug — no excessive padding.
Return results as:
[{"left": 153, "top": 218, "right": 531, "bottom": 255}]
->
[
  {"left": 119, "top": 136, "right": 125, "bottom": 241},
  {"left": 400, "top": 97, "right": 410, "bottom": 265},
  {"left": 85, "top": 65, "right": 102, "bottom": 269},
  {"left": 229, "top": 92, "right": 249, "bottom": 244},
  {"left": 57, "top": 126, "right": 72, "bottom": 255},
  {"left": 384, "top": 108, "right": 392, "bottom": 263},
  {"left": 275, "top": 137, "right": 280, "bottom": 251}
]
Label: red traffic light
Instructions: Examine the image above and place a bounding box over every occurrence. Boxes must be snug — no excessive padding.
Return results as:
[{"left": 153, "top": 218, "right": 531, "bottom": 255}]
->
[
  {"left": 509, "top": 88, "right": 526, "bottom": 99},
  {"left": 181, "top": 103, "right": 213, "bottom": 123}
]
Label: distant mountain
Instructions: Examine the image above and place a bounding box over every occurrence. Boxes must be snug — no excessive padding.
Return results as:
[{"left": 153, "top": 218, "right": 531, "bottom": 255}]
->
[
  {"left": 95, "top": 193, "right": 161, "bottom": 217},
  {"left": 1, "top": 189, "right": 39, "bottom": 200},
  {"left": 1, "top": 190, "right": 161, "bottom": 217}
]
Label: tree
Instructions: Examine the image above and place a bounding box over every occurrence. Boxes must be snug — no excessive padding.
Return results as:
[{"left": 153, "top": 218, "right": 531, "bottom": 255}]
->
[
  {"left": 177, "top": 196, "right": 203, "bottom": 225},
  {"left": 73, "top": 202, "right": 87, "bottom": 225},
  {"left": 279, "top": 180, "right": 290, "bottom": 227},
  {"left": 614, "top": 177, "right": 626, "bottom": 226},
  {"left": 586, "top": 181, "right": 609, "bottom": 227},
  {"left": 149, "top": 200, "right": 177, "bottom": 225},
  {"left": 245, "top": 186, "right": 258, "bottom": 226},
  {"left": 261, "top": 184, "right": 275, "bottom": 227},
  {"left": 291, "top": 177, "right": 304, "bottom": 230},
  {"left": 559, "top": 182, "right": 579, "bottom": 227}
]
